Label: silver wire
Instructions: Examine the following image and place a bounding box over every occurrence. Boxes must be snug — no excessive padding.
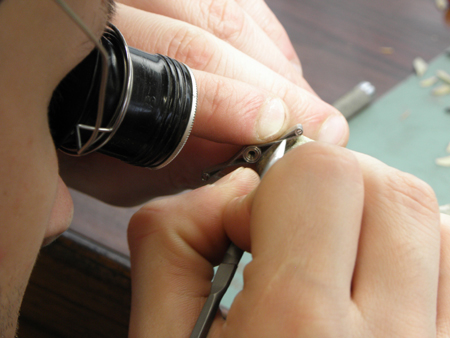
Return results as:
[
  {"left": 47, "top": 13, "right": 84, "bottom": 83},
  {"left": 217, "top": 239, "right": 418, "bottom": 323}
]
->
[{"left": 51, "top": 0, "right": 109, "bottom": 155}]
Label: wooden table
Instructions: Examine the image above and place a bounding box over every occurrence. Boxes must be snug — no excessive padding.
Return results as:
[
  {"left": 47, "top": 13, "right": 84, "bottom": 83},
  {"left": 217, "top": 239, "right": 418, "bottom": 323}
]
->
[{"left": 19, "top": 0, "right": 450, "bottom": 336}]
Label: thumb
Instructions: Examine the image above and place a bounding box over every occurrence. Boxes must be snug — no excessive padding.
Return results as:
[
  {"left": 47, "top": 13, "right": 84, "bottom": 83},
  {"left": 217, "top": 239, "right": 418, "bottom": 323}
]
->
[
  {"left": 127, "top": 168, "right": 259, "bottom": 338},
  {"left": 223, "top": 187, "right": 257, "bottom": 253}
]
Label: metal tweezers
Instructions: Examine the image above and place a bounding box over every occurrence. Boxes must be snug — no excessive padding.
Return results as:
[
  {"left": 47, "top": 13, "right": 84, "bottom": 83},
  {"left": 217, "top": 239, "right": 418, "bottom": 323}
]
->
[
  {"left": 189, "top": 242, "right": 243, "bottom": 338},
  {"left": 190, "top": 82, "right": 378, "bottom": 337},
  {"left": 190, "top": 125, "right": 304, "bottom": 338}
]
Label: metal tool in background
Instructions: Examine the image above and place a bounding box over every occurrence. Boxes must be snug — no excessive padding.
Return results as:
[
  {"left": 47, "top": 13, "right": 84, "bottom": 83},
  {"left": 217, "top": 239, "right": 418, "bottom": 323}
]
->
[
  {"left": 332, "top": 81, "right": 376, "bottom": 120},
  {"left": 192, "top": 81, "right": 376, "bottom": 337},
  {"left": 51, "top": 0, "right": 372, "bottom": 171},
  {"left": 53, "top": 1, "right": 377, "bottom": 336},
  {"left": 192, "top": 125, "right": 311, "bottom": 338},
  {"left": 202, "top": 80, "right": 376, "bottom": 182}
]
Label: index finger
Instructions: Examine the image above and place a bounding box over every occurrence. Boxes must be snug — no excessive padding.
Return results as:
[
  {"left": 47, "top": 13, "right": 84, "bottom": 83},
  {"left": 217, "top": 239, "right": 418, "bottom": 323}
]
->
[
  {"left": 119, "top": 0, "right": 308, "bottom": 89},
  {"left": 234, "top": 0, "right": 301, "bottom": 65},
  {"left": 114, "top": 5, "right": 348, "bottom": 145}
]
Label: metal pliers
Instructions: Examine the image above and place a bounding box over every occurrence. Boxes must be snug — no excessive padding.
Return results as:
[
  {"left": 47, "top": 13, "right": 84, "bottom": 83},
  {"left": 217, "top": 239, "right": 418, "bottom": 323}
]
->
[
  {"left": 190, "top": 124, "right": 306, "bottom": 338},
  {"left": 201, "top": 124, "right": 304, "bottom": 182}
]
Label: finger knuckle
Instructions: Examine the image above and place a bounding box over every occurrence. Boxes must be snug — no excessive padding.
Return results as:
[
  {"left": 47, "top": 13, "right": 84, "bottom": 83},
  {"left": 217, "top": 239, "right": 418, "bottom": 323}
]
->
[
  {"left": 198, "top": 76, "right": 267, "bottom": 140},
  {"left": 279, "top": 87, "right": 337, "bottom": 131},
  {"left": 208, "top": 77, "right": 235, "bottom": 117},
  {"left": 128, "top": 201, "right": 168, "bottom": 243},
  {"left": 287, "top": 142, "right": 361, "bottom": 182},
  {"left": 205, "top": 0, "right": 246, "bottom": 42},
  {"left": 383, "top": 169, "right": 439, "bottom": 220},
  {"left": 167, "top": 26, "right": 216, "bottom": 70},
  {"left": 242, "top": 262, "right": 350, "bottom": 337},
  {"left": 241, "top": 94, "right": 267, "bottom": 115},
  {"left": 256, "top": 10, "right": 285, "bottom": 42},
  {"left": 236, "top": 93, "right": 269, "bottom": 138}
]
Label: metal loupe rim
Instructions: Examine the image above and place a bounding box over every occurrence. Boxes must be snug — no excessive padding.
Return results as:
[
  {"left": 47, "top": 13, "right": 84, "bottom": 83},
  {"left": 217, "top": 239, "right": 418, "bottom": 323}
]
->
[{"left": 150, "top": 65, "right": 198, "bottom": 170}]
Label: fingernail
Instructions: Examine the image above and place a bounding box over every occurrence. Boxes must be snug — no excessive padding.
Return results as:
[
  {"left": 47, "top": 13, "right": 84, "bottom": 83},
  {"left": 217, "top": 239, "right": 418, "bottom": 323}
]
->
[
  {"left": 215, "top": 167, "right": 245, "bottom": 186},
  {"left": 257, "top": 97, "right": 287, "bottom": 141},
  {"left": 317, "top": 114, "right": 347, "bottom": 144}
]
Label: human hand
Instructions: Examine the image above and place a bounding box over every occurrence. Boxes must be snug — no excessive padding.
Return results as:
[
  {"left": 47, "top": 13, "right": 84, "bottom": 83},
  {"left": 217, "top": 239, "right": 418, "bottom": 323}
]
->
[
  {"left": 126, "top": 142, "right": 449, "bottom": 337},
  {"left": 58, "top": 2, "right": 347, "bottom": 206},
  {"left": 118, "top": 0, "right": 308, "bottom": 88}
]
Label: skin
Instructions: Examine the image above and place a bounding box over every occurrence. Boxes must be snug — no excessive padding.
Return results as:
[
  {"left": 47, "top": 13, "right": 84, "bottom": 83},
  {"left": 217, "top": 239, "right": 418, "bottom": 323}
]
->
[
  {"left": 57, "top": 1, "right": 349, "bottom": 206},
  {"left": 118, "top": 0, "right": 308, "bottom": 87},
  {"left": 0, "top": 0, "right": 112, "bottom": 335},
  {"left": 0, "top": 0, "right": 340, "bottom": 335},
  {"left": 1, "top": 0, "right": 448, "bottom": 337},
  {"left": 127, "top": 144, "right": 450, "bottom": 338}
]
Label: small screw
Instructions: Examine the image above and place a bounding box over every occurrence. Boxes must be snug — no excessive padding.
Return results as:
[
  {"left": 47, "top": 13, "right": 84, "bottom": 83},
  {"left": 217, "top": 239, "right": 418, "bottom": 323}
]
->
[{"left": 243, "top": 146, "right": 262, "bottom": 163}]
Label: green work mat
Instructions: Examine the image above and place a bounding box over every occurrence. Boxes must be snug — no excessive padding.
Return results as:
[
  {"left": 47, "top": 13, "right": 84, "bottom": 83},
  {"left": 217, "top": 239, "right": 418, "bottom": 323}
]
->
[
  {"left": 221, "top": 52, "right": 450, "bottom": 310},
  {"left": 347, "top": 53, "right": 450, "bottom": 205}
]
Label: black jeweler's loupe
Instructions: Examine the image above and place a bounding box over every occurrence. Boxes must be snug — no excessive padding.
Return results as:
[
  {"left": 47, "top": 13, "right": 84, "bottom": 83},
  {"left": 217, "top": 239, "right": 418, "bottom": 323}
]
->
[{"left": 48, "top": 24, "right": 197, "bottom": 169}]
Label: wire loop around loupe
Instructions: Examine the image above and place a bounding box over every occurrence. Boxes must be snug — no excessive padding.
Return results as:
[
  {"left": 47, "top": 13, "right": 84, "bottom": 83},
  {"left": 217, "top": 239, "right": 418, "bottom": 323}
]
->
[
  {"left": 50, "top": 0, "right": 197, "bottom": 169},
  {"left": 52, "top": 0, "right": 133, "bottom": 156}
]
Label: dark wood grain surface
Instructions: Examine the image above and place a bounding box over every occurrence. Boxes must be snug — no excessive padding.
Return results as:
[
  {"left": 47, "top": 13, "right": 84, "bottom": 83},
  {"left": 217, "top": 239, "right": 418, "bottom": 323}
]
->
[
  {"left": 279, "top": 0, "right": 450, "bottom": 103},
  {"left": 19, "top": 232, "right": 130, "bottom": 337},
  {"left": 20, "top": 0, "right": 450, "bottom": 336},
  {"left": 69, "top": 0, "right": 450, "bottom": 258}
]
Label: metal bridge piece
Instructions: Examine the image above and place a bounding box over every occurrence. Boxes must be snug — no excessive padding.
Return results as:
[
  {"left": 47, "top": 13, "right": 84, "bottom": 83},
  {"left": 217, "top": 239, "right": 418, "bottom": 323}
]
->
[{"left": 201, "top": 124, "right": 303, "bottom": 181}]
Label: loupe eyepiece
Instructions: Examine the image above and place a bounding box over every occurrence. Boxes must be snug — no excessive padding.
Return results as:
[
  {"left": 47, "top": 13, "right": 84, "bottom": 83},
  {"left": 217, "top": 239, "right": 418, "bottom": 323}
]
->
[{"left": 49, "top": 25, "right": 197, "bottom": 169}]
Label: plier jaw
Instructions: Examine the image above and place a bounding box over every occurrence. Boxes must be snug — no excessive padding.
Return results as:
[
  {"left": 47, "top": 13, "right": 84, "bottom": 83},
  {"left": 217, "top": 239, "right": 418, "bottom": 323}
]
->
[{"left": 201, "top": 124, "right": 304, "bottom": 181}]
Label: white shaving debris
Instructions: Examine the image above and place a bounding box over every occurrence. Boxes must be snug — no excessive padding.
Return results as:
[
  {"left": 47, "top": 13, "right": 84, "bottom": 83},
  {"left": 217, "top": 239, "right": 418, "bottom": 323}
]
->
[
  {"left": 436, "top": 155, "right": 450, "bottom": 167},
  {"left": 437, "top": 70, "right": 450, "bottom": 84},
  {"left": 291, "top": 135, "right": 314, "bottom": 149},
  {"left": 436, "top": 0, "right": 448, "bottom": 11},
  {"left": 420, "top": 76, "right": 438, "bottom": 87},
  {"left": 413, "top": 57, "right": 428, "bottom": 77},
  {"left": 440, "top": 204, "right": 450, "bottom": 215},
  {"left": 432, "top": 84, "right": 450, "bottom": 96}
]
